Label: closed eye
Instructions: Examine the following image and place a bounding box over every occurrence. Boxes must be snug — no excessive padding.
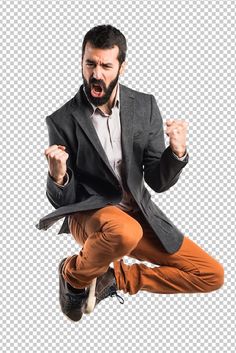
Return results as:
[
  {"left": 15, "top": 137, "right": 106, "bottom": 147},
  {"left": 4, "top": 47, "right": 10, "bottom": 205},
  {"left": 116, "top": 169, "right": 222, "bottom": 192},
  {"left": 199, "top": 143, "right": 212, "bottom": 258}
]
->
[{"left": 86, "top": 61, "right": 112, "bottom": 69}]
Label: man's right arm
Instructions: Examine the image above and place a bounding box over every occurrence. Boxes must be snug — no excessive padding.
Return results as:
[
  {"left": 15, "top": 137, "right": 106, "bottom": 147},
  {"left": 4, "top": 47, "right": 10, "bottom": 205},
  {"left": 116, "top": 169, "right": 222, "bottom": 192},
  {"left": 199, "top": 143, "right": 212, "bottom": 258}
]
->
[
  {"left": 52, "top": 172, "right": 69, "bottom": 187},
  {"left": 45, "top": 116, "right": 77, "bottom": 209}
]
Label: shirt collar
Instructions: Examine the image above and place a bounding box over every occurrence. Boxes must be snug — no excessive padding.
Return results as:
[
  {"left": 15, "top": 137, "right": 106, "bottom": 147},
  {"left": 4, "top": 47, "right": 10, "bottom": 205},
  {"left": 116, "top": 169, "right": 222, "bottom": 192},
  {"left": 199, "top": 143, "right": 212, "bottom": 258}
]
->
[{"left": 83, "top": 82, "right": 120, "bottom": 116}]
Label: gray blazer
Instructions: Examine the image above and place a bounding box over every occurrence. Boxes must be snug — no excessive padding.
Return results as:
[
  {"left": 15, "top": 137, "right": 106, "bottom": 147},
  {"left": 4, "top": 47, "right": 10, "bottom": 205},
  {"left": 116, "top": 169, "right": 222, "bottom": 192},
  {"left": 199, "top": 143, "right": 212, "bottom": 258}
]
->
[{"left": 35, "top": 83, "right": 189, "bottom": 254}]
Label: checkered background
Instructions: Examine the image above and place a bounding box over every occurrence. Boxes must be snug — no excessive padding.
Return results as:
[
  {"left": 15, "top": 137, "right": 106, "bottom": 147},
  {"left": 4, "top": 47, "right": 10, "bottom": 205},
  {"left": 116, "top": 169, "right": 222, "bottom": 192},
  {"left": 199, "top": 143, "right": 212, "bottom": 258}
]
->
[{"left": 1, "top": 0, "right": 235, "bottom": 352}]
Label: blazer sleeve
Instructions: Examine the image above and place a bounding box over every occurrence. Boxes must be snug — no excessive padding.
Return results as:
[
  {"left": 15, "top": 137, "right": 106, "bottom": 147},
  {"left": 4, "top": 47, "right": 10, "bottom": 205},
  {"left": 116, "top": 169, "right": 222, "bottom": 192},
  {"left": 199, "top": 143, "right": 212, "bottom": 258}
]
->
[
  {"left": 45, "top": 116, "right": 77, "bottom": 208},
  {"left": 143, "top": 94, "right": 189, "bottom": 193}
]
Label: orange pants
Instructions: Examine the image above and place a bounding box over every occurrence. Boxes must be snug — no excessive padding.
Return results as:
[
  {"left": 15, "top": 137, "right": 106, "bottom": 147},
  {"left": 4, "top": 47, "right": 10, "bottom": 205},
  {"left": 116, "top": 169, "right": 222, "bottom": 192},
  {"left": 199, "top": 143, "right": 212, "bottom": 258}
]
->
[{"left": 62, "top": 205, "right": 224, "bottom": 295}]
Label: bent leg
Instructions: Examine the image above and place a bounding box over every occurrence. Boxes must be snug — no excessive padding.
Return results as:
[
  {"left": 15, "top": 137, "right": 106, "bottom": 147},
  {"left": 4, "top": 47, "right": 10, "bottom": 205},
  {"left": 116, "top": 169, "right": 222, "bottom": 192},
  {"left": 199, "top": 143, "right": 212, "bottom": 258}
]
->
[
  {"left": 113, "top": 211, "right": 224, "bottom": 295},
  {"left": 62, "top": 206, "right": 143, "bottom": 289}
]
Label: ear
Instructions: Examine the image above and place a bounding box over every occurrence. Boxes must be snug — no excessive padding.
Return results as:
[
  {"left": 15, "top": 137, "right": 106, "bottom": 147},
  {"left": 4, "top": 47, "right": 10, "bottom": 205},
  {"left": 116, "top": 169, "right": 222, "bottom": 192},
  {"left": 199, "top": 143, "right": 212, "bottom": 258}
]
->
[{"left": 119, "top": 61, "right": 127, "bottom": 76}]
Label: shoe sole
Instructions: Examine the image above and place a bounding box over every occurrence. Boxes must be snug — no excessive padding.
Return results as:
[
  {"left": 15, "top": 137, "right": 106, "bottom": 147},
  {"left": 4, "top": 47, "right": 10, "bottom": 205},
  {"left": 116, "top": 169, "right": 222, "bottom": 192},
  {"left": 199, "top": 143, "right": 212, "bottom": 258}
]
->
[{"left": 84, "top": 277, "right": 97, "bottom": 314}]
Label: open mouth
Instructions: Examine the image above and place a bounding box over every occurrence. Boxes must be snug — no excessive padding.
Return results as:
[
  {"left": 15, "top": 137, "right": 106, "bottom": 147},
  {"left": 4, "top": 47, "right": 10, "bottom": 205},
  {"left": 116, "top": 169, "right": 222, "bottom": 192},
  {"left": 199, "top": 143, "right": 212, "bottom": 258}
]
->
[{"left": 91, "top": 83, "right": 104, "bottom": 97}]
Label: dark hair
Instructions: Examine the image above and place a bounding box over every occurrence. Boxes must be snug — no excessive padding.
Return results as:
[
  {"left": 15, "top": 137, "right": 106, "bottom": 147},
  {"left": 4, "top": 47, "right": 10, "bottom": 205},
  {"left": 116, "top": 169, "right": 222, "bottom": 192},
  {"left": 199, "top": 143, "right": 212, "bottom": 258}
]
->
[{"left": 82, "top": 25, "right": 127, "bottom": 65}]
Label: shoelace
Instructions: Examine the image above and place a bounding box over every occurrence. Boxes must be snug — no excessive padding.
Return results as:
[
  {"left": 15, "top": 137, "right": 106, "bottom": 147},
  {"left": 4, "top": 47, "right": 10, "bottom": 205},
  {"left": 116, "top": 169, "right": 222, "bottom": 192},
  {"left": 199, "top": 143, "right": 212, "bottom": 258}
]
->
[
  {"left": 97, "top": 285, "right": 125, "bottom": 304},
  {"left": 110, "top": 290, "right": 125, "bottom": 304}
]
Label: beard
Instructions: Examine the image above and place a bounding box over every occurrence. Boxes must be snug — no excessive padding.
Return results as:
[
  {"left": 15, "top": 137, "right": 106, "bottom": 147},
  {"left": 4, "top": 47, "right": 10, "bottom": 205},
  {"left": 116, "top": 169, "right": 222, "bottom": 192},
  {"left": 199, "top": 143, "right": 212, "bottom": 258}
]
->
[{"left": 82, "top": 68, "right": 120, "bottom": 106}]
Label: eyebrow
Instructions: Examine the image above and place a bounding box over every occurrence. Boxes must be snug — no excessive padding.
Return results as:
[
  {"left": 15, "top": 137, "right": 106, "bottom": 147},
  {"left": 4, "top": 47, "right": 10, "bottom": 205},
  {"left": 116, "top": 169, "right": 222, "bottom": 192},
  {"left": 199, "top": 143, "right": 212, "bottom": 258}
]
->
[{"left": 85, "top": 59, "right": 113, "bottom": 66}]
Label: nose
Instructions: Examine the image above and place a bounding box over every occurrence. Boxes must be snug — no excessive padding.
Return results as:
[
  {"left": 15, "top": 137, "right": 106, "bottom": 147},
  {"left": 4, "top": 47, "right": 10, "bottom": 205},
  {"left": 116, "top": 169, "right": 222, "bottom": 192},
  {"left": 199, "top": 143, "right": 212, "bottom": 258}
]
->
[{"left": 92, "top": 65, "right": 103, "bottom": 80}]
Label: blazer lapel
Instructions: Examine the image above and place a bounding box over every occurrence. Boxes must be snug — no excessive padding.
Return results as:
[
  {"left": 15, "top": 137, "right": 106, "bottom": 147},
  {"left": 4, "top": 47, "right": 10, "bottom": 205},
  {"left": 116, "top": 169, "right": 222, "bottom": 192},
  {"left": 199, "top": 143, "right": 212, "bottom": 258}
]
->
[
  {"left": 119, "top": 83, "right": 135, "bottom": 181},
  {"left": 72, "top": 83, "right": 135, "bottom": 182}
]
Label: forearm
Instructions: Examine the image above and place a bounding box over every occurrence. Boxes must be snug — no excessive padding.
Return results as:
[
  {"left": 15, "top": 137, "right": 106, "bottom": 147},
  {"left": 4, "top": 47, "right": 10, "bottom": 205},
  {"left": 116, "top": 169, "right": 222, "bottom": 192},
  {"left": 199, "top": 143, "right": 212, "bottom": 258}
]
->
[
  {"left": 144, "top": 146, "right": 189, "bottom": 193},
  {"left": 46, "top": 167, "right": 76, "bottom": 208}
]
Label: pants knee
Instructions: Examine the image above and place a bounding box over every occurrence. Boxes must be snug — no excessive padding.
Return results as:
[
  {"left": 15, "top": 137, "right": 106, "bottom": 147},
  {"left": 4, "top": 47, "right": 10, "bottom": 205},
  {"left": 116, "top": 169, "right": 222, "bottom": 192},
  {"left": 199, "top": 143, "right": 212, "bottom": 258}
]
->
[
  {"left": 118, "top": 220, "right": 143, "bottom": 252},
  {"left": 205, "top": 261, "right": 225, "bottom": 291},
  {"left": 213, "top": 262, "right": 225, "bottom": 289}
]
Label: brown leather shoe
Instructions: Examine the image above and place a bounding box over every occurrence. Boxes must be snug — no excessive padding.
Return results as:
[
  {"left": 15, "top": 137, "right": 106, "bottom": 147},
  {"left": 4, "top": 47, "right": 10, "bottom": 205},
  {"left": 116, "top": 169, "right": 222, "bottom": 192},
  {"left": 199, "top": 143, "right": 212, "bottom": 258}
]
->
[{"left": 84, "top": 267, "right": 124, "bottom": 314}]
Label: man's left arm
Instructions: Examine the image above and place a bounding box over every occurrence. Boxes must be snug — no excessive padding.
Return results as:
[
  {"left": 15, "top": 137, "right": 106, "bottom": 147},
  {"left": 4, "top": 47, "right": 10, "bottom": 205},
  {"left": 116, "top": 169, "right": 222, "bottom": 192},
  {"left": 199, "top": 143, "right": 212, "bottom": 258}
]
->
[{"left": 143, "top": 94, "right": 189, "bottom": 193}]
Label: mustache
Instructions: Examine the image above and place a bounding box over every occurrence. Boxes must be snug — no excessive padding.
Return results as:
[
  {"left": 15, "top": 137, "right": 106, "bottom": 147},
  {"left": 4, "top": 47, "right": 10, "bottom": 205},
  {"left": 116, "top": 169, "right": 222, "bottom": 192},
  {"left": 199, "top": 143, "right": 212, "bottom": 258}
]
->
[{"left": 89, "top": 79, "right": 105, "bottom": 89}]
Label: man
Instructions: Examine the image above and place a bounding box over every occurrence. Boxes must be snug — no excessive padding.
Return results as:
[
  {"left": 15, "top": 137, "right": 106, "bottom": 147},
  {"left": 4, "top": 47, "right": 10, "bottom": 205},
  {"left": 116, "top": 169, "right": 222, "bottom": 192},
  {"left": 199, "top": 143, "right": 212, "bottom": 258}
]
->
[{"left": 36, "top": 25, "right": 224, "bottom": 322}]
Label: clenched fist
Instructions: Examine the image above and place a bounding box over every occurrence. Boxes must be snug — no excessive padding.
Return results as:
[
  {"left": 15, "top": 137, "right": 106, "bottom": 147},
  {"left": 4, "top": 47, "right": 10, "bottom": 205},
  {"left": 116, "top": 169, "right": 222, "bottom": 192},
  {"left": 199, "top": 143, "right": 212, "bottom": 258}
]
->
[
  {"left": 165, "top": 119, "right": 188, "bottom": 158},
  {"left": 44, "top": 144, "right": 69, "bottom": 185}
]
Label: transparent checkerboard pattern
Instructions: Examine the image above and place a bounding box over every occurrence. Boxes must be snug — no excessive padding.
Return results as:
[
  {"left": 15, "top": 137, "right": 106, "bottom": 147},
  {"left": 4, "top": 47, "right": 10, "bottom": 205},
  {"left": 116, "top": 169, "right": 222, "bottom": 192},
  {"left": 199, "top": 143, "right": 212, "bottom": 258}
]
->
[{"left": 1, "top": 0, "right": 235, "bottom": 352}]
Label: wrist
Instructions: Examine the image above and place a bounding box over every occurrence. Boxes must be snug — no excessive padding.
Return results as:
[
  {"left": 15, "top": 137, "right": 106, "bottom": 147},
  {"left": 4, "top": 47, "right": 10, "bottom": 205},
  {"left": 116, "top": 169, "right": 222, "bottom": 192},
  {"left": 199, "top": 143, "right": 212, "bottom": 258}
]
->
[
  {"left": 171, "top": 147, "right": 187, "bottom": 158},
  {"left": 175, "top": 151, "right": 186, "bottom": 158},
  {"left": 51, "top": 173, "right": 67, "bottom": 185}
]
